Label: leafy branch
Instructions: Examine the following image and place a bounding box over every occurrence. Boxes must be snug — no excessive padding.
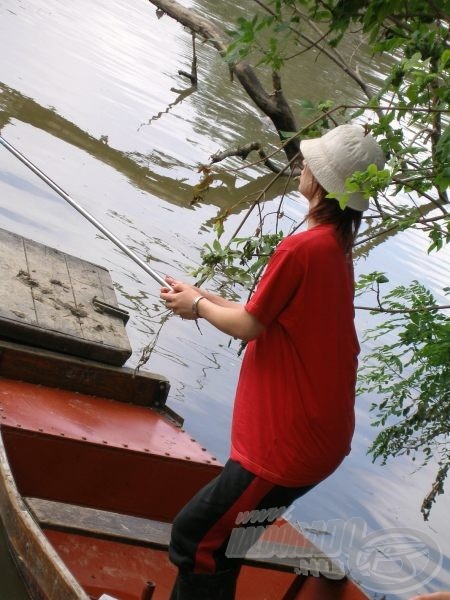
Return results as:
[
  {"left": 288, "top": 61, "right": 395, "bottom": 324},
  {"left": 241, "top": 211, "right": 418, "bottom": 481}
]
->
[
  {"left": 357, "top": 274, "right": 450, "bottom": 519},
  {"left": 148, "top": 0, "right": 450, "bottom": 517}
]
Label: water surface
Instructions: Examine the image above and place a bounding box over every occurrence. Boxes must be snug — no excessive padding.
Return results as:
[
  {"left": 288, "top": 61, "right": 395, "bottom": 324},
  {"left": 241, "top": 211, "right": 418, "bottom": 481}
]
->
[{"left": 0, "top": 1, "right": 449, "bottom": 597}]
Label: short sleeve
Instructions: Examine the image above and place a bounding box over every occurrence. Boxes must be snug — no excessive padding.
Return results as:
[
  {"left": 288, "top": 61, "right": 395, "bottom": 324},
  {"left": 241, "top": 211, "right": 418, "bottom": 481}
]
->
[{"left": 245, "top": 238, "right": 304, "bottom": 326}]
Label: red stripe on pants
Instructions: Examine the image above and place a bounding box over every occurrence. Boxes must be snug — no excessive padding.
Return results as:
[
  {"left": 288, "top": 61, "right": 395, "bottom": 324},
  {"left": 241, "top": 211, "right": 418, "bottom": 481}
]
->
[{"left": 193, "top": 476, "right": 274, "bottom": 573}]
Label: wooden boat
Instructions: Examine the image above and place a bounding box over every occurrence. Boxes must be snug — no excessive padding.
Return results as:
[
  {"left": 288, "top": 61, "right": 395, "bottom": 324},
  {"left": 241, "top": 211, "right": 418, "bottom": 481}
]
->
[{"left": 0, "top": 228, "right": 369, "bottom": 600}]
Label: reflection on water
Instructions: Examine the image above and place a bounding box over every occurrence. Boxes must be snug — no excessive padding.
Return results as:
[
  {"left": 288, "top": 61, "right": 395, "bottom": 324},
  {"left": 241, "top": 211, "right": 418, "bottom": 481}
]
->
[
  {"left": 0, "top": 81, "right": 293, "bottom": 217},
  {"left": 1, "top": 1, "right": 449, "bottom": 598}
]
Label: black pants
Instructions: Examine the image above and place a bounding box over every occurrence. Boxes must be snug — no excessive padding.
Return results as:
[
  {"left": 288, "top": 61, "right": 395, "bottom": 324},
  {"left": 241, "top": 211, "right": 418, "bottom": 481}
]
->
[{"left": 169, "top": 459, "right": 315, "bottom": 600}]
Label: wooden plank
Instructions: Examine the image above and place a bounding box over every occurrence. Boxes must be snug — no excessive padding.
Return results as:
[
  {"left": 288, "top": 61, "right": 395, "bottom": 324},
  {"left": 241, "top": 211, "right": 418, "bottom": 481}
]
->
[
  {"left": 0, "top": 229, "right": 37, "bottom": 325},
  {"left": 0, "top": 340, "right": 175, "bottom": 417},
  {"left": 0, "top": 320, "right": 130, "bottom": 366},
  {"left": 96, "top": 262, "right": 120, "bottom": 307},
  {"left": 26, "top": 497, "right": 172, "bottom": 550},
  {"left": 244, "top": 543, "right": 345, "bottom": 577},
  {"left": 65, "top": 255, "right": 112, "bottom": 345},
  {"left": 25, "top": 497, "right": 345, "bottom": 577},
  {"left": 65, "top": 254, "right": 130, "bottom": 352},
  {"left": 0, "top": 228, "right": 132, "bottom": 365},
  {"left": 22, "top": 237, "right": 83, "bottom": 337},
  {"left": 0, "top": 432, "right": 90, "bottom": 600}
]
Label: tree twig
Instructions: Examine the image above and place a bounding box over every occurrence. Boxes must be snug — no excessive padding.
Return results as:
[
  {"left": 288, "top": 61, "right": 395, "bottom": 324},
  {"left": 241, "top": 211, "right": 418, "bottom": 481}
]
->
[{"left": 355, "top": 304, "right": 450, "bottom": 314}]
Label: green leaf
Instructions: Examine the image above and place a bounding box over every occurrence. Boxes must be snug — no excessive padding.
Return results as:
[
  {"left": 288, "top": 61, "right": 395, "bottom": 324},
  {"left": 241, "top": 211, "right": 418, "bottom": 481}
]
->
[
  {"left": 376, "top": 274, "right": 390, "bottom": 284},
  {"left": 212, "top": 239, "right": 222, "bottom": 253},
  {"left": 439, "top": 49, "right": 450, "bottom": 71},
  {"left": 279, "top": 130, "right": 298, "bottom": 140}
]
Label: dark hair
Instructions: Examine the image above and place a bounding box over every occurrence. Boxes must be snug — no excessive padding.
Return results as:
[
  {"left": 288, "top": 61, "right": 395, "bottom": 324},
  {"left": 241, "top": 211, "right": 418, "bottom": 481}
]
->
[{"left": 307, "top": 180, "right": 362, "bottom": 254}]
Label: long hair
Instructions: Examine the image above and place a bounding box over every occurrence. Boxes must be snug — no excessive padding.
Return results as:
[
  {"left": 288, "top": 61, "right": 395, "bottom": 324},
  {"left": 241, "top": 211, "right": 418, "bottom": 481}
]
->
[{"left": 307, "top": 180, "right": 362, "bottom": 255}]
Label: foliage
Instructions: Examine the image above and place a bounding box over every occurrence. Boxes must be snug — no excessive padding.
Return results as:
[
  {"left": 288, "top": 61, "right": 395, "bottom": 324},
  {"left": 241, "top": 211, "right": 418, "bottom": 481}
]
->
[
  {"left": 356, "top": 275, "right": 450, "bottom": 520},
  {"left": 191, "top": 231, "right": 284, "bottom": 289},
  {"left": 196, "top": 0, "right": 450, "bottom": 516},
  {"left": 223, "top": 0, "right": 450, "bottom": 247},
  {"left": 204, "top": 0, "right": 450, "bottom": 286},
  {"left": 327, "top": 164, "right": 391, "bottom": 209}
]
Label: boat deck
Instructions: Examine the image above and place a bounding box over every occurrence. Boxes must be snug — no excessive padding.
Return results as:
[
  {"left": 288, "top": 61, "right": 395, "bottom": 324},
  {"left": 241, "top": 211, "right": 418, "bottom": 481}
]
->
[
  {"left": 25, "top": 497, "right": 362, "bottom": 600},
  {"left": 0, "top": 228, "right": 132, "bottom": 365},
  {"left": 0, "top": 374, "right": 368, "bottom": 599},
  {"left": 0, "top": 377, "right": 214, "bottom": 465},
  {"left": 0, "top": 375, "right": 220, "bottom": 522}
]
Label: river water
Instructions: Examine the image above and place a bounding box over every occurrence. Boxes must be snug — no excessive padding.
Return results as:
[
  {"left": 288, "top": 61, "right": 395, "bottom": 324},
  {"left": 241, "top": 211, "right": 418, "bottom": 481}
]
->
[{"left": 0, "top": 1, "right": 449, "bottom": 598}]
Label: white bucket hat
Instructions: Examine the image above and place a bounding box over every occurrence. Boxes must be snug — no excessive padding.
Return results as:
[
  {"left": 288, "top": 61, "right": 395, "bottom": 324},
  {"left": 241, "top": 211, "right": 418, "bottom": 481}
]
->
[{"left": 299, "top": 124, "right": 385, "bottom": 211}]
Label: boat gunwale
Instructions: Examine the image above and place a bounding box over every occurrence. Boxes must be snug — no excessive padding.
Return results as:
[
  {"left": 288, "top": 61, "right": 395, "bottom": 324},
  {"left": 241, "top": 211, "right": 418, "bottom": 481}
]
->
[
  {"left": 0, "top": 338, "right": 182, "bottom": 426},
  {"left": 0, "top": 427, "right": 90, "bottom": 600}
]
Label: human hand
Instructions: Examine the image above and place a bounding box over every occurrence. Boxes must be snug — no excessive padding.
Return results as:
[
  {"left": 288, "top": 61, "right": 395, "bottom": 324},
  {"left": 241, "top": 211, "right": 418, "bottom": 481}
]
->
[
  {"left": 161, "top": 275, "right": 204, "bottom": 296},
  {"left": 160, "top": 276, "right": 202, "bottom": 320}
]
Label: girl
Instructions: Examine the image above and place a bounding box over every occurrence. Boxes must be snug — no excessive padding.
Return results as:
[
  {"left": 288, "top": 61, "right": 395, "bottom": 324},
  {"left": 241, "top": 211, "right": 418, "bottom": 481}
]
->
[{"left": 160, "top": 124, "right": 385, "bottom": 600}]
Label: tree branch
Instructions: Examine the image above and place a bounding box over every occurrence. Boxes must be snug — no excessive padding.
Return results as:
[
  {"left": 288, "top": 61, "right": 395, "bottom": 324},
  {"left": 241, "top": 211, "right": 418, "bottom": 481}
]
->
[
  {"left": 147, "top": 0, "right": 300, "bottom": 166},
  {"left": 178, "top": 32, "right": 198, "bottom": 85},
  {"left": 355, "top": 305, "right": 450, "bottom": 313},
  {"left": 209, "top": 142, "right": 284, "bottom": 173},
  {"left": 210, "top": 142, "right": 263, "bottom": 164},
  {"left": 254, "top": 0, "right": 375, "bottom": 101}
]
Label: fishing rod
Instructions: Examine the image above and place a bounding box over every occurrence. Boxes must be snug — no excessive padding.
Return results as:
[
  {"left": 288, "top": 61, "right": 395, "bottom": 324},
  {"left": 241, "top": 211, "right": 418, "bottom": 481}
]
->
[{"left": 0, "top": 135, "right": 173, "bottom": 292}]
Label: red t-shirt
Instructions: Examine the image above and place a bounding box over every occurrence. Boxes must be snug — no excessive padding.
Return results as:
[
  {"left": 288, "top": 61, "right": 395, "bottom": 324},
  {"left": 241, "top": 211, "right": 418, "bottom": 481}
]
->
[{"left": 230, "top": 224, "right": 359, "bottom": 487}]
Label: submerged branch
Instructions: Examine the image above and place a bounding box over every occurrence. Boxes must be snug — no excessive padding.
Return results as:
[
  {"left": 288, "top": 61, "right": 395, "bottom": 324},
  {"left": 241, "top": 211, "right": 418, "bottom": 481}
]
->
[{"left": 178, "top": 32, "right": 198, "bottom": 85}]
